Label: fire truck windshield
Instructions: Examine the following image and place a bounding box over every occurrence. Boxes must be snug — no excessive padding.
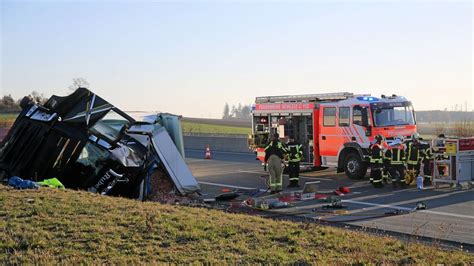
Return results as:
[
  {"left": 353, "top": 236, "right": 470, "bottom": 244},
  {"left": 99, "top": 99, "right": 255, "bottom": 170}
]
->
[{"left": 372, "top": 104, "right": 415, "bottom": 127}]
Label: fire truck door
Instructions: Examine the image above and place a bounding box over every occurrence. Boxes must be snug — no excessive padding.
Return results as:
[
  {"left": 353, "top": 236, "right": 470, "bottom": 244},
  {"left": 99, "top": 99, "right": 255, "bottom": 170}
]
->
[
  {"left": 291, "top": 115, "right": 312, "bottom": 164},
  {"left": 319, "top": 107, "right": 338, "bottom": 165}
]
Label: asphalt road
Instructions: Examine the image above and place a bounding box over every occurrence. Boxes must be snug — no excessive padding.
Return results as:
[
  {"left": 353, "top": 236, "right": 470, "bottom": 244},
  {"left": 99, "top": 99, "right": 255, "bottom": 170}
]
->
[
  {"left": 185, "top": 149, "right": 256, "bottom": 163},
  {"left": 185, "top": 149, "right": 474, "bottom": 250}
]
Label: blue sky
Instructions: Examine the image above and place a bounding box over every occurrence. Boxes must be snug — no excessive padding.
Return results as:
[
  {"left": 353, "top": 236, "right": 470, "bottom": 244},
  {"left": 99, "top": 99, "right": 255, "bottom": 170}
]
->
[{"left": 1, "top": 1, "right": 472, "bottom": 117}]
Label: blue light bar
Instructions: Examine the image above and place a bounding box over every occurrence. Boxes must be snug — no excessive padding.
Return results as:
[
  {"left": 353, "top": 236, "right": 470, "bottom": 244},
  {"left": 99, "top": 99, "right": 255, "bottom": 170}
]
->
[{"left": 357, "top": 96, "right": 379, "bottom": 102}]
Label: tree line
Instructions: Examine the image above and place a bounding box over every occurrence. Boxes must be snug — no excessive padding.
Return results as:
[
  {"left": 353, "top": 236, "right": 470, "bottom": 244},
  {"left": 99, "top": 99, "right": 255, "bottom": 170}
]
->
[
  {"left": 222, "top": 103, "right": 252, "bottom": 119},
  {"left": 0, "top": 92, "right": 49, "bottom": 112},
  {"left": 0, "top": 78, "right": 90, "bottom": 112}
]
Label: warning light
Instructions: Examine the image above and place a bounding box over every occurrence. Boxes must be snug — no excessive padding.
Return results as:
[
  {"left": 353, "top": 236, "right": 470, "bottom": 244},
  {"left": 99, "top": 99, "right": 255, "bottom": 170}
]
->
[{"left": 357, "top": 96, "right": 379, "bottom": 102}]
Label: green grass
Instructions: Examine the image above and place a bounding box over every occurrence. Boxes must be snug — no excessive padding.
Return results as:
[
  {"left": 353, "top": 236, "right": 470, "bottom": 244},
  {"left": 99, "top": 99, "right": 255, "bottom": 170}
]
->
[
  {"left": 0, "top": 185, "right": 472, "bottom": 264},
  {"left": 0, "top": 113, "right": 18, "bottom": 120},
  {"left": 182, "top": 121, "right": 251, "bottom": 135},
  {"left": 0, "top": 113, "right": 18, "bottom": 128}
]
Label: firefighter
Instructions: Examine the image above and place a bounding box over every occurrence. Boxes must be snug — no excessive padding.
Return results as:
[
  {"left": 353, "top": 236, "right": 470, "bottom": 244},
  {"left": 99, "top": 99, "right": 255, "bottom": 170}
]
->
[
  {"left": 286, "top": 135, "right": 303, "bottom": 188},
  {"left": 421, "top": 143, "right": 434, "bottom": 186},
  {"left": 435, "top": 134, "right": 449, "bottom": 177},
  {"left": 385, "top": 138, "right": 406, "bottom": 188},
  {"left": 381, "top": 136, "right": 391, "bottom": 184},
  {"left": 264, "top": 133, "right": 287, "bottom": 194},
  {"left": 370, "top": 135, "right": 384, "bottom": 188},
  {"left": 405, "top": 133, "right": 422, "bottom": 181}
]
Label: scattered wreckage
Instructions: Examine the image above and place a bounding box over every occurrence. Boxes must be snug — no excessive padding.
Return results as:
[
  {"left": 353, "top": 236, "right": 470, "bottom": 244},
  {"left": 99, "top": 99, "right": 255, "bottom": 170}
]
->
[{"left": 0, "top": 88, "right": 200, "bottom": 200}]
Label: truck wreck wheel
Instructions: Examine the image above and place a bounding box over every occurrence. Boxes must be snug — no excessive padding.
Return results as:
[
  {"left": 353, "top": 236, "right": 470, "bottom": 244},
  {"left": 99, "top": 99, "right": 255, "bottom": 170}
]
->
[{"left": 344, "top": 153, "right": 367, "bottom": 179}]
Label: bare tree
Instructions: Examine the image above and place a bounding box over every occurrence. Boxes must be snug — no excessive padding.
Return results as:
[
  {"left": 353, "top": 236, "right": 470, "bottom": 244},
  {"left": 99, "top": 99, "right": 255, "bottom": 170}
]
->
[
  {"left": 68, "top": 78, "right": 90, "bottom": 91},
  {"left": 30, "top": 91, "right": 48, "bottom": 104}
]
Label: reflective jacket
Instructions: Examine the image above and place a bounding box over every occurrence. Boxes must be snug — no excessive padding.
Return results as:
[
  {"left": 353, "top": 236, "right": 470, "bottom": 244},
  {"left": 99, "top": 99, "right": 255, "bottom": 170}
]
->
[
  {"left": 287, "top": 141, "right": 303, "bottom": 163},
  {"left": 264, "top": 140, "right": 286, "bottom": 162},
  {"left": 406, "top": 141, "right": 421, "bottom": 165},
  {"left": 385, "top": 145, "right": 405, "bottom": 166},
  {"left": 422, "top": 146, "right": 434, "bottom": 162},
  {"left": 370, "top": 143, "right": 383, "bottom": 166}
]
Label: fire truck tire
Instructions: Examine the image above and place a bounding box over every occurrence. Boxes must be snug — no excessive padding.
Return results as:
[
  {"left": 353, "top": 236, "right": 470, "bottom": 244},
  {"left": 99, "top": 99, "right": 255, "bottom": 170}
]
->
[{"left": 344, "top": 153, "right": 367, "bottom": 179}]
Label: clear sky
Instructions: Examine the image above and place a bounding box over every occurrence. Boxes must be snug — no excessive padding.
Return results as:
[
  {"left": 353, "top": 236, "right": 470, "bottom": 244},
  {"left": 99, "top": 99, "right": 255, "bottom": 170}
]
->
[{"left": 1, "top": 0, "right": 472, "bottom": 118}]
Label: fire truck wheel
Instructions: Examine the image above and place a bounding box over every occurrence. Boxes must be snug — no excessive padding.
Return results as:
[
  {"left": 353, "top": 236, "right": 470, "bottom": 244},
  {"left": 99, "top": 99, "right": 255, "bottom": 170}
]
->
[{"left": 344, "top": 153, "right": 367, "bottom": 179}]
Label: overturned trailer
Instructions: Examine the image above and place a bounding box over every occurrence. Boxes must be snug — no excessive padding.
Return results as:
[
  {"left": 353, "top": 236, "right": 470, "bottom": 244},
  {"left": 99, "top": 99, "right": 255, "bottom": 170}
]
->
[{"left": 0, "top": 88, "right": 200, "bottom": 199}]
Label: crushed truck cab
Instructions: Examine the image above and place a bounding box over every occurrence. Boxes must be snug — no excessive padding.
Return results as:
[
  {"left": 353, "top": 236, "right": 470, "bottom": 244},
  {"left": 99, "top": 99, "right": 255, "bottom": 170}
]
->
[
  {"left": 0, "top": 88, "right": 200, "bottom": 199},
  {"left": 250, "top": 92, "right": 417, "bottom": 179}
]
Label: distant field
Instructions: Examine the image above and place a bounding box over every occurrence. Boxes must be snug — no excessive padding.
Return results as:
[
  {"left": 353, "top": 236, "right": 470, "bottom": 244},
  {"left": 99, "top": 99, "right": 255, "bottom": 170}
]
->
[
  {"left": 418, "top": 122, "right": 474, "bottom": 138},
  {"left": 0, "top": 113, "right": 18, "bottom": 128},
  {"left": 0, "top": 113, "right": 18, "bottom": 121},
  {"left": 0, "top": 113, "right": 252, "bottom": 135},
  {"left": 182, "top": 117, "right": 250, "bottom": 128},
  {"left": 1, "top": 113, "right": 470, "bottom": 137},
  {"left": 181, "top": 121, "right": 250, "bottom": 135}
]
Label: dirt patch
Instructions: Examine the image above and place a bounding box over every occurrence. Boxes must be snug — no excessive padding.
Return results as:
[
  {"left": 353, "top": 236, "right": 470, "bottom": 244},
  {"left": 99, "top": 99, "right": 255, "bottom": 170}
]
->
[{"left": 146, "top": 167, "right": 203, "bottom": 206}]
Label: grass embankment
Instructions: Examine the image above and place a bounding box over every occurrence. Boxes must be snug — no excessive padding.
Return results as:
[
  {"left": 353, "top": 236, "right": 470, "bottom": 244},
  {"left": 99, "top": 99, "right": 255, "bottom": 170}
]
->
[
  {"left": 1, "top": 185, "right": 472, "bottom": 264},
  {"left": 181, "top": 121, "right": 250, "bottom": 135}
]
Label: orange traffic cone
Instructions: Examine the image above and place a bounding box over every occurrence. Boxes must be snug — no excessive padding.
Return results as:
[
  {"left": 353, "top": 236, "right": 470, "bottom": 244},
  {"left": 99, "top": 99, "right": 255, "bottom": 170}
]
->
[{"left": 204, "top": 144, "right": 212, "bottom": 159}]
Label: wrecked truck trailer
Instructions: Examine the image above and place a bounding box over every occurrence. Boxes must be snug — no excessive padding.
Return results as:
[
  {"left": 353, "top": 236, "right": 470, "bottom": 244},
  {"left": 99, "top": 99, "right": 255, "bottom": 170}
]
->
[{"left": 0, "top": 88, "right": 200, "bottom": 199}]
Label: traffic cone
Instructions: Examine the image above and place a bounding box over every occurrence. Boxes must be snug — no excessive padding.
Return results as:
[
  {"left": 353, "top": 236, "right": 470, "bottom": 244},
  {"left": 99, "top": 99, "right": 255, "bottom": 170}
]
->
[{"left": 204, "top": 144, "right": 212, "bottom": 159}]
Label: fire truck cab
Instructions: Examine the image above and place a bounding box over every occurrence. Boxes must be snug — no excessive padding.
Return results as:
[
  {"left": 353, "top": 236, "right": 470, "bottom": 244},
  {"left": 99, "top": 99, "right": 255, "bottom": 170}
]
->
[{"left": 249, "top": 92, "right": 417, "bottom": 179}]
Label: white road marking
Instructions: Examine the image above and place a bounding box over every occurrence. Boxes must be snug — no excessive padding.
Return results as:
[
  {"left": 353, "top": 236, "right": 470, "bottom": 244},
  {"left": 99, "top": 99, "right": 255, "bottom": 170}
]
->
[
  {"left": 238, "top": 170, "right": 334, "bottom": 181},
  {"left": 238, "top": 170, "right": 267, "bottom": 174},
  {"left": 343, "top": 199, "right": 474, "bottom": 220},
  {"left": 342, "top": 200, "right": 413, "bottom": 211},
  {"left": 198, "top": 181, "right": 267, "bottom": 192}
]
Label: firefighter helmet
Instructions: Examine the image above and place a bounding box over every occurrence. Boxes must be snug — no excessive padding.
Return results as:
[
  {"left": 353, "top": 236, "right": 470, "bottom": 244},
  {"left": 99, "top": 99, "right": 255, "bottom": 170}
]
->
[
  {"left": 411, "top": 133, "right": 420, "bottom": 140},
  {"left": 375, "top": 134, "right": 384, "bottom": 142}
]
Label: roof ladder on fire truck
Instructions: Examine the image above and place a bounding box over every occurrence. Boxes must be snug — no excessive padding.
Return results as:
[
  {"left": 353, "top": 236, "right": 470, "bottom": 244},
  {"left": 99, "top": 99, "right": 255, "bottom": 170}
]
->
[{"left": 255, "top": 92, "right": 358, "bottom": 103}]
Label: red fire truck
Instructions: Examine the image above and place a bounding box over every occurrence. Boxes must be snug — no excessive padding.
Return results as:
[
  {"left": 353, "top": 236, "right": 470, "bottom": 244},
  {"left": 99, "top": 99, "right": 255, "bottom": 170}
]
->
[{"left": 249, "top": 92, "right": 417, "bottom": 179}]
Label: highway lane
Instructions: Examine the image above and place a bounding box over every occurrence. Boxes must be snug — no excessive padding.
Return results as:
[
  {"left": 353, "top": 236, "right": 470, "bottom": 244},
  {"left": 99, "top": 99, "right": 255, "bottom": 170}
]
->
[
  {"left": 185, "top": 150, "right": 474, "bottom": 249},
  {"left": 185, "top": 149, "right": 257, "bottom": 163}
]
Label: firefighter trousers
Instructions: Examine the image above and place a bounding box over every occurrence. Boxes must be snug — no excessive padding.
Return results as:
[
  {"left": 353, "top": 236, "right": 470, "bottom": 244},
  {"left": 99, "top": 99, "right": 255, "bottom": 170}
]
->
[
  {"left": 288, "top": 161, "right": 300, "bottom": 185},
  {"left": 382, "top": 161, "right": 390, "bottom": 183},
  {"left": 423, "top": 160, "right": 433, "bottom": 182},
  {"left": 370, "top": 166, "right": 383, "bottom": 188},
  {"left": 267, "top": 155, "right": 283, "bottom": 192},
  {"left": 389, "top": 165, "right": 405, "bottom": 184}
]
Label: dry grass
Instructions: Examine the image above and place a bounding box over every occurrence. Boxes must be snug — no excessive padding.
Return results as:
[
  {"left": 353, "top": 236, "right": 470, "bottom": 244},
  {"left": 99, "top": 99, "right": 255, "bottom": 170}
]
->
[
  {"left": 0, "top": 185, "right": 472, "bottom": 264},
  {"left": 418, "top": 121, "right": 474, "bottom": 138},
  {"left": 453, "top": 120, "right": 474, "bottom": 137}
]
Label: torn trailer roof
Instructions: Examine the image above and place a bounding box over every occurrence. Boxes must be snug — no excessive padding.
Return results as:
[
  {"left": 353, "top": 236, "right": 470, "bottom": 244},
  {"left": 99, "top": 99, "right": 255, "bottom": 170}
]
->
[{"left": 0, "top": 88, "right": 200, "bottom": 199}]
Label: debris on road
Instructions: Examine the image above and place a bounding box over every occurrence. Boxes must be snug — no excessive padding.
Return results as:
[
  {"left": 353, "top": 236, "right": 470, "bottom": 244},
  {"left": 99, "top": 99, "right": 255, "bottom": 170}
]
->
[
  {"left": 8, "top": 176, "right": 39, "bottom": 189},
  {"left": 0, "top": 88, "right": 200, "bottom": 200},
  {"left": 204, "top": 144, "right": 212, "bottom": 159},
  {"left": 334, "top": 186, "right": 350, "bottom": 196},
  {"left": 215, "top": 192, "right": 240, "bottom": 201},
  {"left": 37, "top": 178, "right": 65, "bottom": 189}
]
